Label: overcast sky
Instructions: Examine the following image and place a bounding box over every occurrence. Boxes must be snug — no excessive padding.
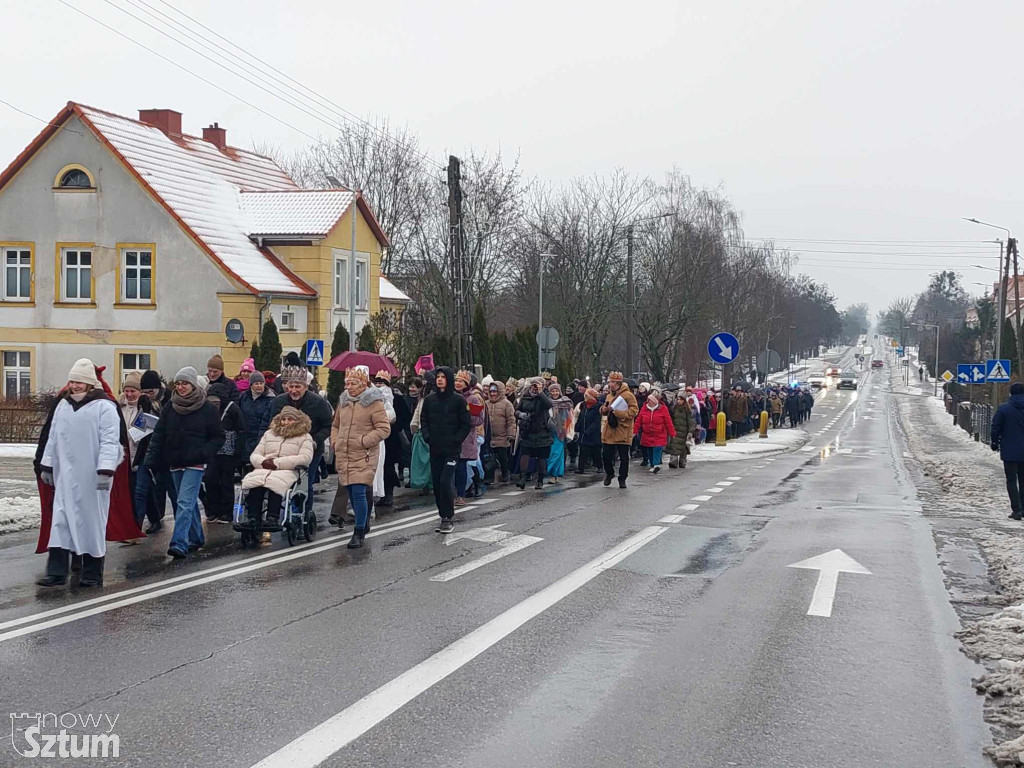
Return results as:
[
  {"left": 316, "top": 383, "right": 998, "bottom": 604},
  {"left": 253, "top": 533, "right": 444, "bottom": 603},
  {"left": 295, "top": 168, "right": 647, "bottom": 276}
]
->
[{"left": 2, "top": 0, "right": 1020, "bottom": 315}]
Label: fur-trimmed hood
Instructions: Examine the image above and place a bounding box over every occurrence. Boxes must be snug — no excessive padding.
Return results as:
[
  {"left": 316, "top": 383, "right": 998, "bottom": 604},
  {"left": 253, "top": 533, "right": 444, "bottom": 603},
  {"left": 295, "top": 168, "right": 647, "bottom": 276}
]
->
[
  {"left": 269, "top": 406, "right": 312, "bottom": 438},
  {"left": 338, "top": 385, "right": 387, "bottom": 409}
]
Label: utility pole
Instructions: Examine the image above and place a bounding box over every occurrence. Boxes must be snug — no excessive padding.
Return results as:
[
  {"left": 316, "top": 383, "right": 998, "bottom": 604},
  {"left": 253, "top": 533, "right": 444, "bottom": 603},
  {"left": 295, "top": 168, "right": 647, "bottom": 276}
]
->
[
  {"left": 626, "top": 225, "right": 635, "bottom": 378},
  {"left": 995, "top": 239, "right": 1007, "bottom": 403},
  {"left": 1012, "top": 237, "right": 1023, "bottom": 383},
  {"left": 349, "top": 190, "right": 358, "bottom": 352},
  {"left": 447, "top": 155, "right": 465, "bottom": 368}
]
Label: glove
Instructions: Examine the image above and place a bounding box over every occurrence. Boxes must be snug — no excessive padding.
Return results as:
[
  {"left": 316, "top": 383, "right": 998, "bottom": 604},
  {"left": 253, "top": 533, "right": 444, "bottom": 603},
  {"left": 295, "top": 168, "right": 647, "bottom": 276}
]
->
[
  {"left": 40, "top": 469, "right": 54, "bottom": 487},
  {"left": 261, "top": 458, "right": 277, "bottom": 470},
  {"left": 96, "top": 473, "right": 113, "bottom": 492}
]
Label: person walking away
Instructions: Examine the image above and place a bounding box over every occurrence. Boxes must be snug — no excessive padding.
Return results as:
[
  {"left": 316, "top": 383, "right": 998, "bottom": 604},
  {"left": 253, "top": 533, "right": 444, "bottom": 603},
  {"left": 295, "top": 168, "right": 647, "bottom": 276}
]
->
[
  {"left": 515, "top": 378, "right": 554, "bottom": 489},
  {"left": 601, "top": 371, "right": 639, "bottom": 488},
  {"left": 420, "top": 367, "right": 471, "bottom": 533},
  {"left": 574, "top": 388, "right": 604, "bottom": 473},
  {"left": 991, "top": 382, "right": 1024, "bottom": 520},
  {"left": 786, "top": 389, "right": 801, "bottom": 428},
  {"left": 635, "top": 388, "right": 676, "bottom": 474},
  {"left": 145, "top": 367, "right": 224, "bottom": 560},
  {"left": 454, "top": 370, "right": 485, "bottom": 503},
  {"left": 667, "top": 388, "right": 695, "bottom": 469},
  {"left": 546, "top": 383, "right": 575, "bottom": 482},
  {"left": 486, "top": 382, "right": 516, "bottom": 483},
  {"left": 261, "top": 366, "right": 333, "bottom": 517},
  {"left": 36, "top": 359, "right": 124, "bottom": 587},
  {"left": 242, "top": 406, "right": 314, "bottom": 529}
]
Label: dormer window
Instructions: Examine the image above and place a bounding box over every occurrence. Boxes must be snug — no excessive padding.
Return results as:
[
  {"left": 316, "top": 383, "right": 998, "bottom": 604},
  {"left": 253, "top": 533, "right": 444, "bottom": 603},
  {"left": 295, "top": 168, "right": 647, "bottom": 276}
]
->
[{"left": 53, "top": 164, "right": 95, "bottom": 191}]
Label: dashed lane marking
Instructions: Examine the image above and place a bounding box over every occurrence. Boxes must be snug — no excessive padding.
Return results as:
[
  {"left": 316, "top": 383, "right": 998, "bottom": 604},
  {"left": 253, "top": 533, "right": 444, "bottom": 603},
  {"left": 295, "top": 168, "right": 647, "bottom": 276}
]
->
[
  {"left": 726, "top": 476, "right": 742, "bottom": 481},
  {"left": 692, "top": 495, "right": 713, "bottom": 501},
  {"left": 658, "top": 514, "right": 687, "bottom": 524},
  {"left": 677, "top": 504, "right": 700, "bottom": 511},
  {"left": 716, "top": 481, "right": 734, "bottom": 486}
]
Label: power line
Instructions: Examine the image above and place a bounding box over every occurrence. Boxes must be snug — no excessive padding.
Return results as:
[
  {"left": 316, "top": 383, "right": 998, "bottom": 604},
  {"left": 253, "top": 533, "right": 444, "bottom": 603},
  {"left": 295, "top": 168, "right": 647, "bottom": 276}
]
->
[
  {"left": 0, "top": 99, "right": 83, "bottom": 135},
  {"left": 749, "top": 237, "right": 997, "bottom": 247},
  {"left": 740, "top": 245, "right": 997, "bottom": 256}
]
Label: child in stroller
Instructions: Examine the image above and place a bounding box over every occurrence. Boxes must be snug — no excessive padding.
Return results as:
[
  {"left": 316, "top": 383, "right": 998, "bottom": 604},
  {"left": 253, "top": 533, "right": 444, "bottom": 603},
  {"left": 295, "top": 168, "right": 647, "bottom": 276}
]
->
[{"left": 236, "top": 406, "right": 314, "bottom": 542}]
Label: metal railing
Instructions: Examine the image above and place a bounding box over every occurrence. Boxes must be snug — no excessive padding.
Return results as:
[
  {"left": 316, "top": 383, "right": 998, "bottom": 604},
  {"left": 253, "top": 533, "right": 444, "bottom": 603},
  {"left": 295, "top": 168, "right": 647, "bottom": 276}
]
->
[
  {"left": 945, "top": 383, "right": 995, "bottom": 444},
  {"left": 0, "top": 400, "right": 48, "bottom": 444}
]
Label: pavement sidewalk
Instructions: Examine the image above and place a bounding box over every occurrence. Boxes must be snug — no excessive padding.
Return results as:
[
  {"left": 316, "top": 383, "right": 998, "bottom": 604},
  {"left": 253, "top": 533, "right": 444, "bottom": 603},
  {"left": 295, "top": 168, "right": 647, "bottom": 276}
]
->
[{"left": 688, "top": 426, "right": 809, "bottom": 462}]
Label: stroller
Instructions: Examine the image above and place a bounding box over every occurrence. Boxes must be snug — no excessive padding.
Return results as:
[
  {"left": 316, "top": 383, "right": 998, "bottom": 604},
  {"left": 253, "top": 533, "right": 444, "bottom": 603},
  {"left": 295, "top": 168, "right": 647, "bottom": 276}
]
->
[{"left": 232, "top": 467, "right": 317, "bottom": 548}]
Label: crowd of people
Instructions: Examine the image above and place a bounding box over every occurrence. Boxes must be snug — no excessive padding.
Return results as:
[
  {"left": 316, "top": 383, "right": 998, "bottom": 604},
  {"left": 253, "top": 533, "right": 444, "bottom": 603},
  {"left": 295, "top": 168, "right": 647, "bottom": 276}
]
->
[{"left": 30, "top": 352, "right": 817, "bottom": 587}]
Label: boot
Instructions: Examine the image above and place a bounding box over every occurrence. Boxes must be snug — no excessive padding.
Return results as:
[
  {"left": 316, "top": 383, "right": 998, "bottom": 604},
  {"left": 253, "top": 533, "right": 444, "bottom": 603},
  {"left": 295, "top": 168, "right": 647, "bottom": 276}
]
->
[
  {"left": 71, "top": 553, "right": 82, "bottom": 573},
  {"left": 37, "top": 548, "right": 70, "bottom": 587},
  {"left": 78, "top": 555, "right": 104, "bottom": 588},
  {"left": 346, "top": 527, "right": 366, "bottom": 549},
  {"left": 535, "top": 477, "right": 544, "bottom": 490},
  {"left": 516, "top": 476, "right": 527, "bottom": 490}
]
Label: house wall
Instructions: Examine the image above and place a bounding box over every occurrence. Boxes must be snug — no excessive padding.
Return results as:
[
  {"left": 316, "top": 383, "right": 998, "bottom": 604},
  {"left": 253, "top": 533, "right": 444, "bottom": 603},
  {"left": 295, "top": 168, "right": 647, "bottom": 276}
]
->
[{"left": 0, "top": 114, "right": 254, "bottom": 391}]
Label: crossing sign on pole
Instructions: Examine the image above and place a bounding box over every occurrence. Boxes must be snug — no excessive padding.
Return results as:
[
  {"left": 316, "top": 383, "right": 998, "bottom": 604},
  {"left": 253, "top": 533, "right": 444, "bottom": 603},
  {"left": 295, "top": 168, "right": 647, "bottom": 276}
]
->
[
  {"left": 986, "top": 359, "right": 1012, "bottom": 383},
  {"left": 304, "top": 339, "right": 325, "bottom": 367}
]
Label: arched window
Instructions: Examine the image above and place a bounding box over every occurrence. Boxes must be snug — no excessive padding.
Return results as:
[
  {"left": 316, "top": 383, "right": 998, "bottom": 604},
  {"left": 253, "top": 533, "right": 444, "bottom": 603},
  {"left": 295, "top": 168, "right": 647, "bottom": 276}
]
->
[{"left": 59, "top": 169, "right": 91, "bottom": 188}]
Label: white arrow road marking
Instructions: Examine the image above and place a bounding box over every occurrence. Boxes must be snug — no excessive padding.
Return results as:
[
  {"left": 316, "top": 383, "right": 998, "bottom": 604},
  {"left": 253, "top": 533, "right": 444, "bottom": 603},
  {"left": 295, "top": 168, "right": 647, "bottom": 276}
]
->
[
  {"left": 787, "top": 549, "right": 871, "bottom": 617},
  {"left": 250, "top": 526, "right": 668, "bottom": 768},
  {"left": 714, "top": 336, "right": 734, "bottom": 359}
]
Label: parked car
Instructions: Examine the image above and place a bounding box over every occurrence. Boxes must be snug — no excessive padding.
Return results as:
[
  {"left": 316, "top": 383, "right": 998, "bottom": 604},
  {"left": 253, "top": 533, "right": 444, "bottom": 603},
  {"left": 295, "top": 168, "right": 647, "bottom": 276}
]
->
[{"left": 838, "top": 375, "right": 858, "bottom": 390}]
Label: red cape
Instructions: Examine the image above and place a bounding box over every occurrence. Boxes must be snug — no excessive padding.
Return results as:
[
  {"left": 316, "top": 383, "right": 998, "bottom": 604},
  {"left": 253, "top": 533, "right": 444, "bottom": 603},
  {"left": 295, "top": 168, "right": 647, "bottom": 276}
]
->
[{"left": 35, "top": 366, "right": 144, "bottom": 553}]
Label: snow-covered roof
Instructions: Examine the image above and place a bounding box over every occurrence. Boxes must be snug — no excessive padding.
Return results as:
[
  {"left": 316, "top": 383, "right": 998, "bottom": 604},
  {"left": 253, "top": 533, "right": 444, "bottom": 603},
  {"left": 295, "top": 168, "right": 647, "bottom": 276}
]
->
[
  {"left": 380, "top": 275, "right": 412, "bottom": 304},
  {"left": 242, "top": 189, "right": 356, "bottom": 237}
]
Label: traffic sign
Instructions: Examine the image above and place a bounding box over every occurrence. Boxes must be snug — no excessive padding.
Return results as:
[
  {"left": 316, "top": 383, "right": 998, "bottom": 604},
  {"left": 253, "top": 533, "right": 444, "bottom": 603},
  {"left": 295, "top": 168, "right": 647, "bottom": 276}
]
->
[
  {"left": 957, "top": 364, "right": 972, "bottom": 384},
  {"left": 941, "top": 370, "right": 954, "bottom": 383},
  {"left": 958, "top": 363, "right": 986, "bottom": 384},
  {"left": 896, "top": 347, "right": 904, "bottom": 356},
  {"left": 987, "top": 359, "right": 1012, "bottom": 383},
  {"left": 304, "top": 339, "right": 325, "bottom": 367},
  {"left": 890, "top": 339, "right": 898, "bottom": 347},
  {"left": 536, "top": 326, "right": 560, "bottom": 350},
  {"left": 707, "top": 332, "right": 740, "bottom": 365}
]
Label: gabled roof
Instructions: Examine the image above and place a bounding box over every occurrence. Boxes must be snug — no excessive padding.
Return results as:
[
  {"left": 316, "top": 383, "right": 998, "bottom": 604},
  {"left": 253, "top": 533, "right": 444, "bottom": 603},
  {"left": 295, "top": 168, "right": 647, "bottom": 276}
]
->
[
  {"left": 0, "top": 102, "right": 325, "bottom": 296},
  {"left": 380, "top": 275, "right": 412, "bottom": 304},
  {"left": 241, "top": 189, "right": 390, "bottom": 246}
]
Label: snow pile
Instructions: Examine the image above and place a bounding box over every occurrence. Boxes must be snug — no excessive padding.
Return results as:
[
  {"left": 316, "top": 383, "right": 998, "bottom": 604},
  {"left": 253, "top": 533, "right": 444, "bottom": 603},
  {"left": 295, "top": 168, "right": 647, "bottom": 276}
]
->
[
  {"left": 688, "top": 428, "right": 809, "bottom": 463},
  {"left": 0, "top": 495, "right": 40, "bottom": 534},
  {"left": 0, "top": 443, "right": 39, "bottom": 459}
]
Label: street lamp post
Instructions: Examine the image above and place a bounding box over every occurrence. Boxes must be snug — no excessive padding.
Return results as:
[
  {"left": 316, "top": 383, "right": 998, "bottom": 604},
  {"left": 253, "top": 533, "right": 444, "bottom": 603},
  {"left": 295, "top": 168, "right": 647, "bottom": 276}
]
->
[
  {"left": 965, "top": 218, "right": 1011, "bottom": 402},
  {"left": 621, "top": 212, "right": 677, "bottom": 378},
  {"left": 787, "top": 325, "right": 795, "bottom": 386},
  {"left": 917, "top": 322, "right": 941, "bottom": 398},
  {"left": 538, "top": 253, "right": 554, "bottom": 375}
]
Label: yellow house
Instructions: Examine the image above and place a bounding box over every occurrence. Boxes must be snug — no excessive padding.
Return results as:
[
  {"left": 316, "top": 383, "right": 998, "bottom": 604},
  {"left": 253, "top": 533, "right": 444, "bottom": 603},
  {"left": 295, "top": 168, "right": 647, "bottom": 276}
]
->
[{"left": 0, "top": 102, "right": 390, "bottom": 391}]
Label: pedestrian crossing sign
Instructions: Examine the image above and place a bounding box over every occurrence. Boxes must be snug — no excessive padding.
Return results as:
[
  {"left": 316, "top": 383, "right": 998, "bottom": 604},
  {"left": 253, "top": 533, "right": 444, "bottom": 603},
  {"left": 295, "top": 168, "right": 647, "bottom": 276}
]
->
[
  {"left": 304, "top": 338, "right": 325, "bottom": 367},
  {"left": 986, "top": 359, "right": 1011, "bottom": 383}
]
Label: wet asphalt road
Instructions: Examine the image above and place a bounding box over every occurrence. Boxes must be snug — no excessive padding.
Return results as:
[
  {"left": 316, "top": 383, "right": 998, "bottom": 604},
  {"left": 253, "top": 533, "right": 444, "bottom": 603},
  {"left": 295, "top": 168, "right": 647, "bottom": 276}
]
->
[{"left": 0, "top": 362, "right": 991, "bottom": 768}]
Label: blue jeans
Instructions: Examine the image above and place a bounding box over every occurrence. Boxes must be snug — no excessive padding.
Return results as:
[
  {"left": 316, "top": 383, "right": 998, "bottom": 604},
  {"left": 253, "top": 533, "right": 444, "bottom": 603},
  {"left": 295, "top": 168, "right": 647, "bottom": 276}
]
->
[
  {"left": 650, "top": 446, "right": 664, "bottom": 466},
  {"left": 347, "top": 484, "right": 370, "bottom": 530},
  {"left": 170, "top": 468, "right": 206, "bottom": 553}
]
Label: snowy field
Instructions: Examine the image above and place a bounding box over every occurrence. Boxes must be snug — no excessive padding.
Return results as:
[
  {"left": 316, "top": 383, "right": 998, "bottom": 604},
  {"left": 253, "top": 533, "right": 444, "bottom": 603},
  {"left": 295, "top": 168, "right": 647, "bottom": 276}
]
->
[{"left": 0, "top": 445, "right": 39, "bottom": 535}]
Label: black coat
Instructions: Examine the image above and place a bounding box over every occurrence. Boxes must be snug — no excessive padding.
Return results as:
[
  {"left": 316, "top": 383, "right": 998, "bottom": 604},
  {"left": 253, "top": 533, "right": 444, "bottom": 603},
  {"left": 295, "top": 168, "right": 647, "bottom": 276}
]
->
[
  {"left": 261, "top": 390, "right": 333, "bottom": 456},
  {"left": 516, "top": 390, "right": 553, "bottom": 449},
  {"left": 993, "top": 394, "right": 1024, "bottom": 461},
  {"left": 575, "top": 401, "right": 603, "bottom": 447},
  {"left": 238, "top": 388, "right": 276, "bottom": 456},
  {"left": 420, "top": 368, "right": 472, "bottom": 459},
  {"left": 145, "top": 401, "right": 225, "bottom": 470}
]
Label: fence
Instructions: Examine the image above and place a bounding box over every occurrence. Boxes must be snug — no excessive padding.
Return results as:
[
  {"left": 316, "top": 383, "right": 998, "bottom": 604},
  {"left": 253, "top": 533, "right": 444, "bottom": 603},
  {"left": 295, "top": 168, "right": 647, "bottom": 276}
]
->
[
  {"left": 0, "top": 399, "right": 49, "bottom": 444},
  {"left": 945, "top": 382, "right": 997, "bottom": 444}
]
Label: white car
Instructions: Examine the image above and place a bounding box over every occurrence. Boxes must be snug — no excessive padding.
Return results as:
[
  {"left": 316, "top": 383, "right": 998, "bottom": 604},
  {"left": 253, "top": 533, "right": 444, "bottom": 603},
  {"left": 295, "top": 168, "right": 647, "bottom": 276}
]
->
[{"left": 808, "top": 375, "right": 828, "bottom": 389}]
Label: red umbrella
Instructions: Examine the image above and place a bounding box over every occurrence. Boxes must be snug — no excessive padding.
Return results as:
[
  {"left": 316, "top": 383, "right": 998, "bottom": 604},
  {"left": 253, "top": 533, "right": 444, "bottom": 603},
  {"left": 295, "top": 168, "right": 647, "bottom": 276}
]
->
[{"left": 326, "top": 350, "right": 400, "bottom": 377}]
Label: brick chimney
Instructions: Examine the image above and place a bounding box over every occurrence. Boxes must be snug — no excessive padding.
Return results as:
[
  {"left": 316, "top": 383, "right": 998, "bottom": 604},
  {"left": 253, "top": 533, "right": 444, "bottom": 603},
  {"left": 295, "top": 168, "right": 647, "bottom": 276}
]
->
[
  {"left": 202, "top": 122, "right": 227, "bottom": 150},
  {"left": 138, "top": 109, "right": 182, "bottom": 136}
]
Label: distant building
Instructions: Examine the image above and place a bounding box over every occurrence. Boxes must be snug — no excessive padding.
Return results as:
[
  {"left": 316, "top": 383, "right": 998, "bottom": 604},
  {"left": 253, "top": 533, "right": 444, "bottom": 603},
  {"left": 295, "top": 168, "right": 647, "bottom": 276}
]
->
[{"left": 0, "top": 102, "right": 394, "bottom": 393}]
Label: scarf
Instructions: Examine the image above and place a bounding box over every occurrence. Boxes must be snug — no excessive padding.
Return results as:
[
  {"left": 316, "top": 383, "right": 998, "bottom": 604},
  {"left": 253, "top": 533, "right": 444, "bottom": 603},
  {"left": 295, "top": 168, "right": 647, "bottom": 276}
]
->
[{"left": 171, "top": 386, "right": 206, "bottom": 415}]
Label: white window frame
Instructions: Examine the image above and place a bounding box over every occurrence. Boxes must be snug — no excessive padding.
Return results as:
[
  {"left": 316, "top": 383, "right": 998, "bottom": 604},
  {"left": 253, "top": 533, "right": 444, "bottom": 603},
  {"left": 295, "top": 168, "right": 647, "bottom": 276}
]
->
[
  {"left": 280, "top": 311, "right": 295, "bottom": 330},
  {"left": 354, "top": 258, "right": 369, "bottom": 310},
  {"left": 60, "top": 248, "right": 92, "bottom": 303},
  {"left": 2, "top": 247, "right": 31, "bottom": 302},
  {"left": 120, "top": 248, "right": 153, "bottom": 303},
  {"left": 2, "top": 350, "right": 31, "bottom": 398},
  {"left": 333, "top": 254, "right": 348, "bottom": 310},
  {"left": 120, "top": 353, "right": 151, "bottom": 381}
]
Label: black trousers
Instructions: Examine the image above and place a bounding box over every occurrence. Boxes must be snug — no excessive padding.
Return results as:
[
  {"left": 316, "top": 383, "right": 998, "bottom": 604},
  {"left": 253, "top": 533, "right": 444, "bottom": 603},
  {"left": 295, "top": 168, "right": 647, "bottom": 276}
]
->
[
  {"left": 46, "top": 547, "right": 103, "bottom": 582},
  {"left": 602, "top": 443, "right": 631, "bottom": 481},
  {"left": 430, "top": 455, "right": 458, "bottom": 520},
  {"left": 246, "top": 486, "right": 283, "bottom": 525},
  {"left": 577, "top": 444, "right": 601, "bottom": 472},
  {"left": 204, "top": 455, "right": 238, "bottom": 520},
  {"left": 491, "top": 446, "right": 510, "bottom": 481},
  {"left": 1005, "top": 461, "right": 1024, "bottom": 513}
]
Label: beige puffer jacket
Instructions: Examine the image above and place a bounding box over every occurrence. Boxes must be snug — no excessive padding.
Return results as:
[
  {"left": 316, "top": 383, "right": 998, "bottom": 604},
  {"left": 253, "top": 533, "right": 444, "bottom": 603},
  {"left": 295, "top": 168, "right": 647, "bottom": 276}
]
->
[
  {"left": 242, "top": 407, "right": 315, "bottom": 496},
  {"left": 330, "top": 385, "right": 391, "bottom": 486}
]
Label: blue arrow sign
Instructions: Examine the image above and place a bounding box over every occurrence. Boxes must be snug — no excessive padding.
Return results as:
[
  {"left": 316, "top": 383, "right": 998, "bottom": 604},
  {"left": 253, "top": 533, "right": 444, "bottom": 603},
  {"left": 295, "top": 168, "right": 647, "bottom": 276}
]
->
[
  {"left": 987, "top": 359, "right": 1011, "bottom": 383},
  {"left": 304, "top": 338, "right": 325, "bottom": 367},
  {"left": 966, "top": 364, "right": 987, "bottom": 383},
  {"left": 957, "top": 364, "right": 972, "bottom": 384},
  {"left": 707, "top": 332, "right": 739, "bottom": 365}
]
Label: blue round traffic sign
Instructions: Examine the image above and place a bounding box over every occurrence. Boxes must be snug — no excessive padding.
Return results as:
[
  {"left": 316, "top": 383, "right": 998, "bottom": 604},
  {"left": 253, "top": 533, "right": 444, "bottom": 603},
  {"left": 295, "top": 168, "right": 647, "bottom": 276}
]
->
[{"left": 707, "top": 332, "right": 740, "bottom": 365}]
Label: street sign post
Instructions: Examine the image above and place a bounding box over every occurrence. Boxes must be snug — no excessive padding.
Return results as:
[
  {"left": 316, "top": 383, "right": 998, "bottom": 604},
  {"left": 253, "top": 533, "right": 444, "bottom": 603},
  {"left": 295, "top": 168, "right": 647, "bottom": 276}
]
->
[
  {"left": 987, "top": 359, "right": 1012, "bottom": 383},
  {"left": 535, "top": 326, "right": 560, "bottom": 350},
  {"left": 304, "top": 339, "right": 325, "bottom": 367},
  {"left": 707, "top": 332, "right": 739, "bottom": 365}
]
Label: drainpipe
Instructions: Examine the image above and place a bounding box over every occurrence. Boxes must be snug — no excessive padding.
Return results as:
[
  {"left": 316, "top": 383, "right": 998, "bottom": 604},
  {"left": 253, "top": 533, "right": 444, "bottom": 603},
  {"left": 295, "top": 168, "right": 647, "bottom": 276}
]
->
[{"left": 258, "top": 293, "right": 273, "bottom": 342}]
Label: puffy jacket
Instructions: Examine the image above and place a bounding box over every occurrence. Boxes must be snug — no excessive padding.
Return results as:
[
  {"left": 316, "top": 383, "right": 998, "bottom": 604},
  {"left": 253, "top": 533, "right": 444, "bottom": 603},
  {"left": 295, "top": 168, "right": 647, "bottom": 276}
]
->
[
  {"left": 769, "top": 395, "right": 783, "bottom": 415},
  {"left": 262, "top": 390, "right": 333, "bottom": 456},
  {"left": 242, "top": 410, "right": 315, "bottom": 496},
  {"left": 634, "top": 403, "right": 676, "bottom": 447},
  {"left": 726, "top": 394, "right": 748, "bottom": 423},
  {"left": 460, "top": 388, "right": 486, "bottom": 460},
  {"left": 993, "top": 394, "right": 1024, "bottom": 462},
  {"left": 486, "top": 394, "right": 517, "bottom": 448},
  {"left": 420, "top": 368, "right": 472, "bottom": 459},
  {"left": 239, "top": 388, "right": 276, "bottom": 456},
  {"left": 575, "top": 401, "right": 603, "bottom": 447},
  {"left": 600, "top": 385, "right": 639, "bottom": 445},
  {"left": 330, "top": 386, "right": 391, "bottom": 486},
  {"left": 517, "top": 389, "right": 554, "bottom": 449},
  {"left": 145, "top": 401, "right": 225, "bottom": 470},
  {"left": 668, "top": 401, "right": 695, "bottom": 456}
]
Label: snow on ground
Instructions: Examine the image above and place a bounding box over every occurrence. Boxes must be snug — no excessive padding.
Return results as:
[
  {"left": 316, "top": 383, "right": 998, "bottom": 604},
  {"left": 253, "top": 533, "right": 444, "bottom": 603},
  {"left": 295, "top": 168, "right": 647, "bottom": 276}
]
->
[
  {"left": 0, "top": 443, "right": 38, "bottom": 459},
  {"left": 688, "top": 427, "right": 809, "bottom": 463},
  {"left": 0, "top": 495, "right": 40, "bottom": 534}
]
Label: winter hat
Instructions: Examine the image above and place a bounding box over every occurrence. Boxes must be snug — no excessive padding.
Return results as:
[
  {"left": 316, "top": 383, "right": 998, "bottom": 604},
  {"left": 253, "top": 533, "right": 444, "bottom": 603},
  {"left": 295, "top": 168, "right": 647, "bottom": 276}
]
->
[
  {"left": 122, "top": 371, "right": 142, "bottom": 391},
  {"left": 280, "top": 365, "right": 307, "bottom": 385},
  {"left": 607, "top": 371, "right": 624, "bottom": 383},
  {"left": 249, "top": 370, "right": 266, "bottom": 385},
  {"left": 284, "top": 351, "right": 301, "bottom": 367},
  {"left": 584, "top": 388, "right": 599, "bottom": 403},
  {"left": 140, "top": 370, "right": 162, "bottom": 390},
  {"left": 278, "top": 405, "right": 304, "bottom": 421},
  {"left": 206, "top": 354, "right": 224, "bottom": 372},
  {"left": 68, "top": 358, "right": 99, "bottom": 387},
  {"left": 374, "top": 370, "right": 392, "bottom": 383},
  {"left": 1012, "top": 382, "right": 1024, "bottom": 396},
  {"left": 174, "top": 366, "right": 199, "bottom": 388},
  {"left": 506, "top": 377, "right": 517, "bottom": 390},
  {"left": 240, "top": 357, "right": 255, "bottom": 374},
  {"left": 481, "top": 375, "right": 494, "bottom": 388},
  {"left": 455, "top": 370, "right": 473, "bottom": 387},
  {"left": 196, "top": 375, "right": 209, "bottom": 392},
  {"left": 345, "top": 367, "right": 370, "bottom": 386}
]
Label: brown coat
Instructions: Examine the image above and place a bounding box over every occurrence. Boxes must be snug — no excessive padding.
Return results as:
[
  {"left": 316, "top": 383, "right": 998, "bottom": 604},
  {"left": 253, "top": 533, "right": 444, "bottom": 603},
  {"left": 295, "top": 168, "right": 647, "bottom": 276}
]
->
[
  {"left": 726, "top": 394, "right": 748, "bottom": 423},
  {"left": 330, "top": 386, "right": 391, "bottom": 486},
  {"left": 486, "top": 394, "right": 517, "bottom": 448},
  {"left": 600, "top": 384, "right": 639, "bottom": 445}
]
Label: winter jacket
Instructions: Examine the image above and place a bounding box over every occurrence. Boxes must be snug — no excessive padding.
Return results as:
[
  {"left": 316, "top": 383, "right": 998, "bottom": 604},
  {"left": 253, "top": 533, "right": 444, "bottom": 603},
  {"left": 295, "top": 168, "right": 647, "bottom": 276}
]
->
[
  {"left": 243, "top": 410, "right": 315, "bottom": 496},
  {"left": 993, "top": 394, "right": 1024, "bottom": 462},
  {"left": 419, "top": 368, "right": 472, "bottom": 459},
  {"left": 486, "top": 394, "right": 517, "bottom": 448},
  {"left": 769, "top": 395, "right": 783, "bottom": 415},
  {"left": 215, "top": 399, "right": 247, "bottom": 458},
  {"left": 330, "top": 386, "right": 391, "bottom": 486},
  {"left": 145, "top": 401, "right": 225, "bottom": 470},
  {"left": 802, "top": 392, "right": 814, "bottom": 412},
  {"left": 262, "top": 390, "right": 334, "bottom": 456},
  {"left": 668, "top": 401, "right": 695, "bottom": 456},
  {"left": 517, "top": 389, "right": 554, "bottom": 449},
  {"left": 118, "top": 394, "right": 156, "bottom": 468},
  {"left": 205, "top": 372, "right": 239, "bottom": 403},
  {"left": 601, "top": 385, "right": 639, "bottom": 445},
  {"left": 239, "top": 388, "right": 277, "bottom": 456},
  {"left": 575, "top": 401, "right": 603, "bottom": 447},
  {"left": 726, "top": 394, "right": 748, "bottom": 423},
  {"left": 460, "top": 388, "right": 486, "bottom": 460},
  {"left": 634, "top": 403, "right": 676, "bottom": 447}
]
